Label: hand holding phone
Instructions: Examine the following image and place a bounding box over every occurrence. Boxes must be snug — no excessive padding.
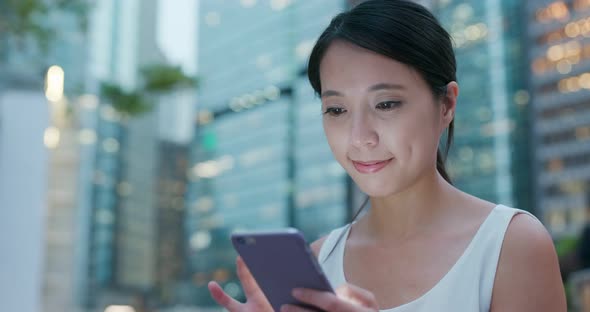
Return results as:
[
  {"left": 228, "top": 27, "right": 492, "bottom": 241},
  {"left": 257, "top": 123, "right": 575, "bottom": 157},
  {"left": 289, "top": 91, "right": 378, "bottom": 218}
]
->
[{"left": 231, "top": 228, "right": 334, "bottom": 312}]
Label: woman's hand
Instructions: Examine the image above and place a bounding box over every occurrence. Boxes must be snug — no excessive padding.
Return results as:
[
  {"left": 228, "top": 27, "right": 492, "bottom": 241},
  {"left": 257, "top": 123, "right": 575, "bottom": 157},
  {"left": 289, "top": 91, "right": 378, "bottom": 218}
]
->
[
  {"left": 280, "top": 283, "right": 379, "bottom": 312},
  {"left": 208, "top": 256, "right": 273, "bottom": 312}
]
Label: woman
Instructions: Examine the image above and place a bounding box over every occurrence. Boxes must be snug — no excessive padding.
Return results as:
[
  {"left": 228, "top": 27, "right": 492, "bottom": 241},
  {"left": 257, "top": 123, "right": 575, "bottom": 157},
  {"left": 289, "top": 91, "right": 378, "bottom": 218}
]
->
[{"left": 209, "top": 0, "right": 567, "bottom": 311}]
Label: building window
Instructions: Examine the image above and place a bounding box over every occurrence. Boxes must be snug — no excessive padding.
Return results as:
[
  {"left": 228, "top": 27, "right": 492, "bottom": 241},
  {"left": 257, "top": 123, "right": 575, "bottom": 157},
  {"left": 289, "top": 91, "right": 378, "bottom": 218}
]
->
[{"left": 539, "top": 100, "right": 590, "bottom": 120}]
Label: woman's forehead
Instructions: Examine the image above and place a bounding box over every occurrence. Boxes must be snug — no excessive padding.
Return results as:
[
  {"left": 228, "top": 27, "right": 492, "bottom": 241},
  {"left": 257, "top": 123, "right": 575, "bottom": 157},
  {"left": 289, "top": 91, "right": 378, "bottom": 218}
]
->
[{"left": 319, "top": 42, "right": 425, "bottom": 91}]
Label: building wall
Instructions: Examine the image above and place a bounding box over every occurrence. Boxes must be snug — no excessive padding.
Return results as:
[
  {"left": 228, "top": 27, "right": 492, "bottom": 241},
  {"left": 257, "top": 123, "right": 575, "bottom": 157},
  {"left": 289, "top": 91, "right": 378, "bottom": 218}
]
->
[
  {"left": 0, "top": 3, "right": 88, "bottom": 312},
  {"left": 528, "top": 0, "right": 590, "bottom": 237},
  {"left": 116, "top": 112, "right": 159, "bottom": 289},
  {"left": 43, "top": 102, "right": 83, "bottom": 312},
  {"left": 80, "top": 0, "right": 199, "bottom": 309},
  {"left": 0, "top": 90, "right": 49, "bottom": 312},
  {"left": 82, "top": 0, "right": 149, "bottom": 307}
]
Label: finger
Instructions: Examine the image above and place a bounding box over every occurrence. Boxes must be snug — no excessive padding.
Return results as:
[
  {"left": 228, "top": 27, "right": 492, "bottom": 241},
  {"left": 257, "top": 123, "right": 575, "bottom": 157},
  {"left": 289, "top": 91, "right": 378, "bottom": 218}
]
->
[
  {"left": 336, "top": 284, "right": 379, "bottom": 309},
  {"left": 208, "top": 281, "right": 242, "bottom": 311},
  {"left": 236, "top": 256, "right": 265, "bottom": 299},
  {"left": 292, "top": 288, "right": 354, "bottom": 311},
  {"left": 280, "top": 304, "right": 316, "bottom": 312}
]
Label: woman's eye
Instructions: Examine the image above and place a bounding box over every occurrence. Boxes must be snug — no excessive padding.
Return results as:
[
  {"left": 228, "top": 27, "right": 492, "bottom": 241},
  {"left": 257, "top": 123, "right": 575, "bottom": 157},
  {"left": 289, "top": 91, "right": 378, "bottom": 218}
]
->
[
  {"left": 376, "top": 101, "right": 402, "bottom": 110},
  {"left": 323, "top": 107, "right": 347, "bottom": 116}
]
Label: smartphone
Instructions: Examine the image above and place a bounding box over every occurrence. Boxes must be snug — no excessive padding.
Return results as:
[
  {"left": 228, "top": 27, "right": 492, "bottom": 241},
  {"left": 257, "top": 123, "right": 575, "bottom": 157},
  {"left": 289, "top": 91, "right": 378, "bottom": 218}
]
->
[{"left": 231, "top": 228, "right": 334, "bottom": 312}]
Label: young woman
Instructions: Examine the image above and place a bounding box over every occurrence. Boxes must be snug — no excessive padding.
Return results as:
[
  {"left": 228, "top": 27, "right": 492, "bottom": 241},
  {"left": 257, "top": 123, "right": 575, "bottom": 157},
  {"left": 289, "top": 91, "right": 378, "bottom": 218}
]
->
[{"left": 208, "top": 0, "right": 567, "bottom": 311}]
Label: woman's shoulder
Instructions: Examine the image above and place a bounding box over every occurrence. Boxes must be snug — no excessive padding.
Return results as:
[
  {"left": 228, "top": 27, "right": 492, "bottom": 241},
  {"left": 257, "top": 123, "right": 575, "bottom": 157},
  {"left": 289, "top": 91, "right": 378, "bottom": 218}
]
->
[
  {"left": 490, "top": 210, "right": 566, "bottom": 311},
  {"left": 493, "top": 205, "right": 552, "bottom": 253},
  {"left": 309, "top": 224, "right": 350, "bottom": 259},
  {"left": 500, "top": 210, "right": 555, "bottom": 260},
  {"left": 310, "top": 235, "right": 329, "bottom": 258}
]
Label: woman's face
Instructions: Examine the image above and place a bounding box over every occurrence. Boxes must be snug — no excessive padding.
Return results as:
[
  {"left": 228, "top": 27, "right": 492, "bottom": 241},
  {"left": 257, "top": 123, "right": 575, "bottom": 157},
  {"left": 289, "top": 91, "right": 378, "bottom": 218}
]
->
[{"left": 319, "top": 40, "right": 454, "bottom": 197}]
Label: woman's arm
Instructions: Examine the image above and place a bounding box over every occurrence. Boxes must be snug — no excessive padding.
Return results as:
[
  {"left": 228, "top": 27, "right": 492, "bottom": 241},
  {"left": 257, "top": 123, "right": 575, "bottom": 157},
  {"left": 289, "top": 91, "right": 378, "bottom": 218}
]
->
[{"left": 490, "top": 214, "right": 567, "bottom": 312}]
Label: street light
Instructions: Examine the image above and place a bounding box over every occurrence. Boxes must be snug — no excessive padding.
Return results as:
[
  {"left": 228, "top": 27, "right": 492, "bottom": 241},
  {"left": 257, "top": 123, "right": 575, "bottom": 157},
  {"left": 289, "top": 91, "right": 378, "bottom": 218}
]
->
[
  {"left": 104, "top": 305, "right": 136, "bottom": 312},
  {"left": 45, "top": 65, "right": 64, "bottom": 102}
]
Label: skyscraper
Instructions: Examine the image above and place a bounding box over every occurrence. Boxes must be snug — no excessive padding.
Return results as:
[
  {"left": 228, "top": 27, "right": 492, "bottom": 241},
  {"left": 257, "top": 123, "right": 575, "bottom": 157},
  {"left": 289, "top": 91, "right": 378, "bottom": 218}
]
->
[
  {"left": 527, "top": 0, "right": 590, "bottom": 237},
  {"left": 0, "top": 87, "right": 49, "bottom": 312},
  {"left": 0, "top": 3, "right": 88, "bottom": 312},
  {"left": 80, "top": 0, "right": 170, "bottom": 309},
  {"left": 73, "top": 1, "right": 203, "bottom": 311}
]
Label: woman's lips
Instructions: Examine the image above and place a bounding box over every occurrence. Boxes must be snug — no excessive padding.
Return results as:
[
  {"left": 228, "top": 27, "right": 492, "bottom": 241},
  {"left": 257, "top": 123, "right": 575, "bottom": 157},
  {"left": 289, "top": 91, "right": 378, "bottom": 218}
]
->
[{"left": 351, "top": 158, "right": 393, "bottom": 174}]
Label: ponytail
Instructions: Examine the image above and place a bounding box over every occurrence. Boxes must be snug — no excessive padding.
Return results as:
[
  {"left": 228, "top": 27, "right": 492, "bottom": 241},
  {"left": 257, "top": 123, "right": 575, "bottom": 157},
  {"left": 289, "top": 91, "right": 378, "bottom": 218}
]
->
[{"left": 437, "top": 120, "right": 454, "bottom": 185}]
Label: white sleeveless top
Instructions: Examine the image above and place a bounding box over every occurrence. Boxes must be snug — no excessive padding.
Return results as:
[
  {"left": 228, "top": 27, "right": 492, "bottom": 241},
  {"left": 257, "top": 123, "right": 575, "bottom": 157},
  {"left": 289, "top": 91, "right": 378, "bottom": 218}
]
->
[{"left": 317, "top": 205, "right": 535, "bottom": 312}]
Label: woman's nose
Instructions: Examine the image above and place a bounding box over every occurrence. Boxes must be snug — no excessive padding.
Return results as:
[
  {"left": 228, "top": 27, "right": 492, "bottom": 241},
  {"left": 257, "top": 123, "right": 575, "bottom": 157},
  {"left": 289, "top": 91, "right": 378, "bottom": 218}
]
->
[{"left": 350, "top": 113, "right": 378, "bottom": 149}]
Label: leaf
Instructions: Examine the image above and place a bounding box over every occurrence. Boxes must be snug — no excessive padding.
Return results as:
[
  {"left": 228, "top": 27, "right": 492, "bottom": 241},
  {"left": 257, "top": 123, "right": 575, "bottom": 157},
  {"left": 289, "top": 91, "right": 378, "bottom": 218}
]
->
[
  {"left": 140, "top": 64, "right": 198, "bottom": 92},
  {"left": 100, "top": 82, "right": 153, "bottom": 117}
]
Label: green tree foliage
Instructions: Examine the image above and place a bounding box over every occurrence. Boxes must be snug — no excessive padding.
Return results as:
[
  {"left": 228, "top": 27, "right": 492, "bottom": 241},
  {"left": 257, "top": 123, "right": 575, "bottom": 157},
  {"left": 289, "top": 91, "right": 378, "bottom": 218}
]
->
[
  {"left": 101, "top": 64, "right": 197, "bottom": 116},
  {"left": 100, "top": 83, "right": 153, "bottom": 117},
  {"left": 141, "top": 64, "right": 198, "bottom": 92},
  {"left": 0, "top": 0, "right": 89, "bottom": 53}
]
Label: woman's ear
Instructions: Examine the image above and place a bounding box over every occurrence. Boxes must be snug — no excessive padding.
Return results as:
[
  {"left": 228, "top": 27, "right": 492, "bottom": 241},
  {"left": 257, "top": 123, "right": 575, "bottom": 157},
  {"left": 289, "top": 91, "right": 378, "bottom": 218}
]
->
[{"left": 441, "top": 81, "right": 458, "bottom": 127}]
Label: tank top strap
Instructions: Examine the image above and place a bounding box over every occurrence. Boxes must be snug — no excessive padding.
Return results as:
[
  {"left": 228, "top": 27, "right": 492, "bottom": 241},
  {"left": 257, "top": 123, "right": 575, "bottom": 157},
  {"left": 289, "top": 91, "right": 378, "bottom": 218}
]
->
[
  {"left": 474, "top": 205, "right": 537, "bottom": 311},
  {"left": 318, "top": 224, "right": 350, "bottom": 263},
  {"left": 318, "top": 224, "right": 350, "bottom": 288}
]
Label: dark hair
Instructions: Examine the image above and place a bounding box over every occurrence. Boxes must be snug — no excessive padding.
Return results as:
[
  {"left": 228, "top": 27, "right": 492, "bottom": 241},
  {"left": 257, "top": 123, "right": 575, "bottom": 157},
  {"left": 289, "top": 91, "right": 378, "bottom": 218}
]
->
[{"left": 308, "top": 0, "right": 457, "bottom": 259}]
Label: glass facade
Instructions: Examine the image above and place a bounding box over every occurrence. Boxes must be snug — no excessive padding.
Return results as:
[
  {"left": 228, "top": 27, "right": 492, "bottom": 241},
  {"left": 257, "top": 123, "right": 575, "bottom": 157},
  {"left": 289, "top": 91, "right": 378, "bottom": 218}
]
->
[
  {"left": 80, "top": 0, "right": 184, "bottom": 308},
  {"left": 86, "top": 105, "right": 124, "bottom": 303},
  {"left": 528, "top": 0, "right": 590, "bottom": 237},
  {"left": 155, "top": 141, "right": 189, "bottom": 304},
  {"left": 116, "top": 113, "right": 159, "bottom": 290}
]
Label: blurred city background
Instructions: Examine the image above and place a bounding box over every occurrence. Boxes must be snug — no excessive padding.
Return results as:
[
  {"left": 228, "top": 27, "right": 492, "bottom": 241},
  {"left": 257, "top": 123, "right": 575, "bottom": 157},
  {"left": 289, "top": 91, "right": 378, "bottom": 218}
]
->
[{"left": 1, "top": 0, "right": 589, "bottom": 311}]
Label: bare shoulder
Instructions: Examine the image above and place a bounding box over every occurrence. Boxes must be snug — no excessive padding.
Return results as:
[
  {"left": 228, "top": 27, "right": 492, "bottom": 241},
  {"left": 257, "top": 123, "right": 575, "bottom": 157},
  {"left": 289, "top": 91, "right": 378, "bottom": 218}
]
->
[
  {"left": 490, "top": 213, "right": 567, "bottom": 312},
  {"left": 310, "top": 235, "right": 329, "bottom": 259}
]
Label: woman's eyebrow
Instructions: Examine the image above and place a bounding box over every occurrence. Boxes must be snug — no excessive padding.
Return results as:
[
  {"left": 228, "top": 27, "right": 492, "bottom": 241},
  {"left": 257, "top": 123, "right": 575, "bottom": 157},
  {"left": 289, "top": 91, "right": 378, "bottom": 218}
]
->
[
  {"left": 321, "top": 83, "right": 406, "bottom": 98},
  {"left": 321, "top": 90, "right": 343, "bottom": 98},
  {"left": 368, "top": 83, "right": 406, "bottom": 92}
]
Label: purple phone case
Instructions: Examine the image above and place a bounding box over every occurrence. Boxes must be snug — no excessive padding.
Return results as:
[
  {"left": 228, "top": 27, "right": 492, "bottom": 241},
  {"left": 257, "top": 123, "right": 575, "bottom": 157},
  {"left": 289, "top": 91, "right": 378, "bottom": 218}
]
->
[{"left": 231, "top": 228, "right": 334, "bottom": 312}]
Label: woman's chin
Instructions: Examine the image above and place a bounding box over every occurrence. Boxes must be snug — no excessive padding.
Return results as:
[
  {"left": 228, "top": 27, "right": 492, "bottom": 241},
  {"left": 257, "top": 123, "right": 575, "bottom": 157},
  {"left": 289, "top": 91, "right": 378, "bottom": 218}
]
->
[{"left": 356, "top": 182, "right": 398, "bottom": 198}]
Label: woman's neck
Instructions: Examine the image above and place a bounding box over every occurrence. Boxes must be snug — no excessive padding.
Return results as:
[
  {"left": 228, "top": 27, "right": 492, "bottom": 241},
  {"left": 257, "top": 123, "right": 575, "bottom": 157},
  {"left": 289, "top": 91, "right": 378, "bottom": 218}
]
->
[{"left": 358, "top": 170, "right": 460, "bottom": 244}]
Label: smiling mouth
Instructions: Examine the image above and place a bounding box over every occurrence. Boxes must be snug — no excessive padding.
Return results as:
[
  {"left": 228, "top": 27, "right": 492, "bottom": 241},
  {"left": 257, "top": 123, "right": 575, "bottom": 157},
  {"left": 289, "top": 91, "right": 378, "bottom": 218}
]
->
[{"left": 351, "top": 158, "right": 393, "bottom": 174}]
